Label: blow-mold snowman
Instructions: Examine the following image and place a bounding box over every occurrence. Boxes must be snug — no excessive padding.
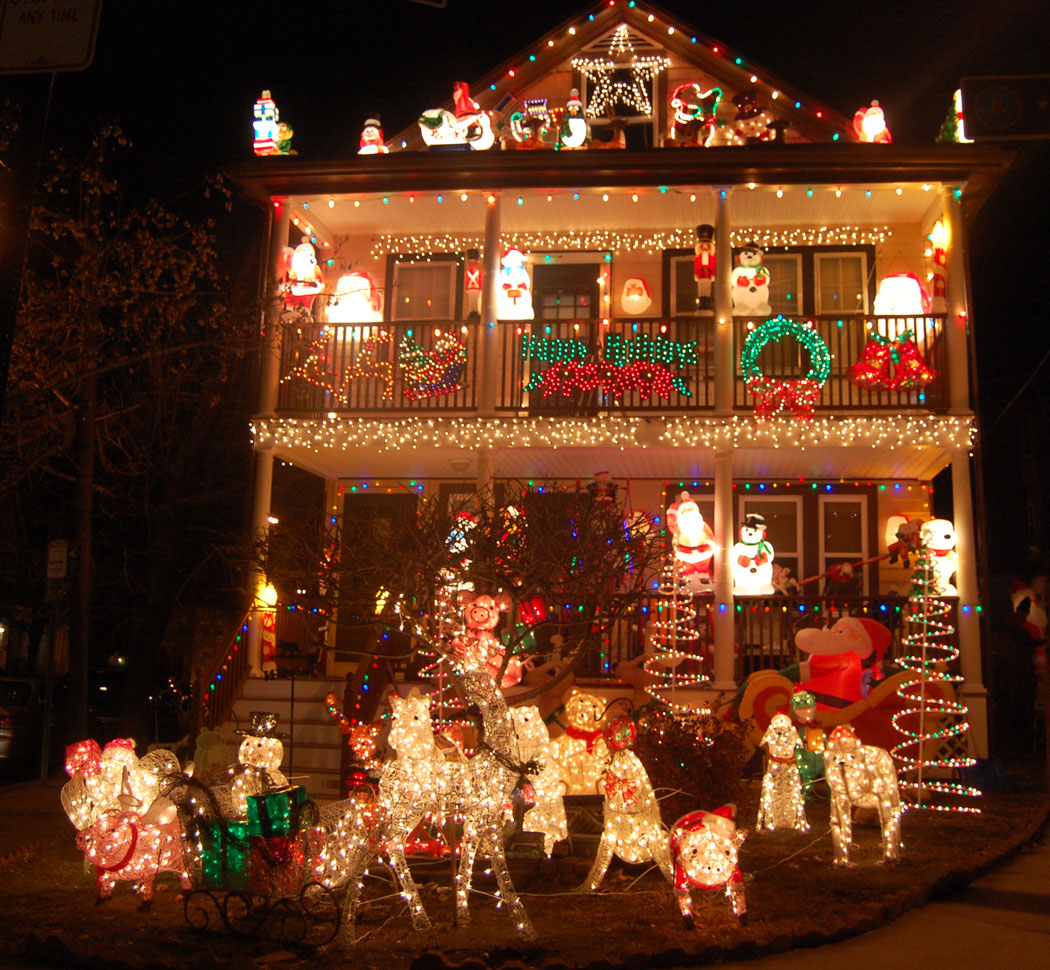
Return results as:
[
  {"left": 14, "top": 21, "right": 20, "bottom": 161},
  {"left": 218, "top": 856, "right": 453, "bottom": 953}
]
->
[
  {"left": 920, "top": 519, "right": 958, "bottom": 595},
  {"left": 731, "top": 242, "right": 771, "bottom": 317},
  {"left": 732, "top": 513, "right": 775, "bottom": 594},
  {"left": 228, "top": 712, "right": 289, "bottom": 815}
]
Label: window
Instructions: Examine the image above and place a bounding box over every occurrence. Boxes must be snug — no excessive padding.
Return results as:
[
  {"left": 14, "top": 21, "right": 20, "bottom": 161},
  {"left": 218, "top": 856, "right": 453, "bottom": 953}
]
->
[
  {"left": 739, "top": 497, "right": 802, "bottom": 587},
  {"left": 669, "top": 254, "right": 700, "bottom": 316},
  {"left": 764, "top": 253, "right": 803, "bottom": 317},
  {"left": 532, "top": 263, "right": 600, "bottom": 320},
  {"left": 814, "top": 253, "right": 869, "bottom": 314},
  {"left": 390, "top": 258, "right": 459, "bottom": 321},
  {"left": 819, "top": 496, "right": 867, "bottom": 594}
]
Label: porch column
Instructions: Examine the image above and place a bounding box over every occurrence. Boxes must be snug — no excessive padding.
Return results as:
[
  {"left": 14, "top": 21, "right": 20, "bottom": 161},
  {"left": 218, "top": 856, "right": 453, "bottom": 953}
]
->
[
  {"left": 943, "top": 189, "right": 971, "bottom": 413},
  {"left": 714, "top": 188, "right": 734, "bottom": 415},
  {"left": 248, "top": 199, "right": 290, "bottom": 676},
  {"left": 476, "top": 447, "right": 494, "bottom": 503},
  {"left": 712, "top": 449, "right": 736, "bottom": 690},
  {"left": 951, "top": 449, "right": 988, "bottom": 758},
  {"left": 478, "top": 193, "right": 502, "bottom": 416}
]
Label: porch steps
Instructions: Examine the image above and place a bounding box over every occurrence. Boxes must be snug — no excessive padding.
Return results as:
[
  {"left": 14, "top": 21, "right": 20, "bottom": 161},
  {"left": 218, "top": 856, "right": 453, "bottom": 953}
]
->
[{"left": 217, "top": 676, "right": 348, "bottom": 802}]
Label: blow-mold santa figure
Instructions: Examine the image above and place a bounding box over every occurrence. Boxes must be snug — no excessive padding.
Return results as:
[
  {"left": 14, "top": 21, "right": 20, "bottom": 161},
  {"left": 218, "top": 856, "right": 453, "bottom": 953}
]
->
[
  {"left": 326, "top": 271, "right": 383, "bottom": 324},
  {"left": 667, "top": 491, "right": 716, "bottom": 593},
  {"left": 693, "top": 224, "right": 716, "bottom": 312},
  {"left": 732, "top": 513, "right": 775, "bottom": 594},
  {"left": 853, "top": 100, "right": 892, "bottom": 143},
  {"left": 731, "top": 242, "right": 771, "bottom": 317},
  {"left": 621, "top": 277, "right": 652, "bottom": 315},
  {"left": 283, "top": 237, "right": 325, "bottom": 309}
]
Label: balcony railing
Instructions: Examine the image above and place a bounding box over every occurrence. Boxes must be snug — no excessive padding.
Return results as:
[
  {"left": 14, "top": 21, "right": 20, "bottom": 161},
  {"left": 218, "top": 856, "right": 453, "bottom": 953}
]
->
[{"left": 274, "top": 314, "right": 948, "bottom": 417}]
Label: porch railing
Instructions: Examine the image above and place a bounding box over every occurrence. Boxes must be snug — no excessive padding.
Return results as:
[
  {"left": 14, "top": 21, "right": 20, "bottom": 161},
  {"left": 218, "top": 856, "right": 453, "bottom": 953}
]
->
[
  {"left": 196, "top": 609, "right": 252, "bottom": 731},
  {"left": 273, "top": 314, "right": 948, "bottom": 417}
]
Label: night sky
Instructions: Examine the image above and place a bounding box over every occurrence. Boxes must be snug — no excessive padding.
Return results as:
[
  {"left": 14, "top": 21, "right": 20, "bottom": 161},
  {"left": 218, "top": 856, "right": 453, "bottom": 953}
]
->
[{"left": 4, "top": 0, "right": 1049, "bottom": 572}]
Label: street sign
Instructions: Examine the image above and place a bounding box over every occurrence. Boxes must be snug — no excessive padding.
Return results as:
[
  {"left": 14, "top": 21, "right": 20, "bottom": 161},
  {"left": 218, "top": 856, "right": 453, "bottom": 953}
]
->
[
  {"left": 960, "top": 75, "right": 1050, "bottom": 142},
  {"left": 0, "top": 0, "right": 102, "bottom": 74},
  {"left": 46, "top": 538, "right": 68, "bottom": 579}
]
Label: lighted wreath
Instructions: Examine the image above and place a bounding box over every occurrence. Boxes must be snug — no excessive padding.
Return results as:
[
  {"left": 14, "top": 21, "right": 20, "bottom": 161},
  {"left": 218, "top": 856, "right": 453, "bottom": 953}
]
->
[{"left": 740, "top": 315, "right": 831, "bottom": 420}]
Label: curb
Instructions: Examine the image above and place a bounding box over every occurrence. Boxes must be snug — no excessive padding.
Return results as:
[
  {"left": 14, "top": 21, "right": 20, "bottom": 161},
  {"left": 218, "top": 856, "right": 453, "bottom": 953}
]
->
[{"left": 410, "top": 796, "right": 1050, "bottom": 970}]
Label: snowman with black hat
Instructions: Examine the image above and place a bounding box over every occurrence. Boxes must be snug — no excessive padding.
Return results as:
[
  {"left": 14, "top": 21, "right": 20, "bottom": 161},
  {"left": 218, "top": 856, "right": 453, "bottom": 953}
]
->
[{"left": 732, "top": 513, "right": 775, "bottom": 594}]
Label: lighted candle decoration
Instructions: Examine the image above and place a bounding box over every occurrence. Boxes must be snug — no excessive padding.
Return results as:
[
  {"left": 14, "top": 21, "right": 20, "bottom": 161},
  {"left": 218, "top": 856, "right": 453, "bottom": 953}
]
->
[
  {"left": 824, "top": 724, "right": 902, "bottom": 865},
  {"left": 579, "top": 716, "right": 674, "bottom": 891},
  {"left": 757, "top": 713, "right": 809, "bottom": 832},
  {"left": 671, "top": 806, "right": 747, "bottom": 926}
]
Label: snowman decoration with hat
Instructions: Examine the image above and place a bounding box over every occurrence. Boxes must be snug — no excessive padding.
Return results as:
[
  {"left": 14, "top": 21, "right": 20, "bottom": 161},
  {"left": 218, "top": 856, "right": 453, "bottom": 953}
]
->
[
  {"left": 359, "top": 117, "right": 388, "bottom": 154},
  {"left": 732, "top": 513, "right": 775, "bottom": 594},
  {"left": 227, "top": 712, "right": 290, "bottom": 815},
  {"left": 731, "top": 242, "right": 771, "bottom": 317}
]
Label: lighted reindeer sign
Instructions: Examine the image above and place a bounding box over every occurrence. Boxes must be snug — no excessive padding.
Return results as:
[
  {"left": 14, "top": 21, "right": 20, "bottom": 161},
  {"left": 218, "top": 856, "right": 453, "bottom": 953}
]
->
[{"left": 824, "top": 724, "right": 902, "bottom": 866}]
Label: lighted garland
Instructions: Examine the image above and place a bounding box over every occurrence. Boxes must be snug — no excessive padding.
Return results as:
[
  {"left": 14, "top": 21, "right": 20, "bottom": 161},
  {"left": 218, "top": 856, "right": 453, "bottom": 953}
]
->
[
  {"left": 741, "top": 316, "right": 831, "bottom": 420},
  {"left": 890, "top": 542, "right": 981, "bottom": 813}
]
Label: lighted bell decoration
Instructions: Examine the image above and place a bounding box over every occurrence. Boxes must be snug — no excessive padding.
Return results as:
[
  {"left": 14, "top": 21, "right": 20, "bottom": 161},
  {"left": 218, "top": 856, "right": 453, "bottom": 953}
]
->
[
  {"left": 671, "top": 806, "right": 747, "bottom": 926},
  {"left": 620, "top": 277, "right": 652, "bottom": 315},
  {"left": 825, "top": 725, "right": 902, "bottom": 866},
  {"left": 326, "top": 272, "right": 383, "bottom": 324},
  {"left": 757, "top": 713, "right": 809, "bottom": 832},
  {"left": 496, "top": 248, "right": 534, "bottom": 320},
  {"left": 853, "top": 100, "right": 891, "bottom": 143}
]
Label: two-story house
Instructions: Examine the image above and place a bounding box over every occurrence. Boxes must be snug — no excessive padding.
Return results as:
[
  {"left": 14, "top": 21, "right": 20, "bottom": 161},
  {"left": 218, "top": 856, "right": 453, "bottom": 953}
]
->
[{"left": 219, "top": 1, "right": 1010, "bottom": 771}]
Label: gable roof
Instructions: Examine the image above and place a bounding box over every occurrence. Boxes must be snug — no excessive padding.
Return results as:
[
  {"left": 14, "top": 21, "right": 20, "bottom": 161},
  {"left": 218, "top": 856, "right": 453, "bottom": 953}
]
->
[{"left": 391, "top": 0, "right": 856, "bottom": 149}]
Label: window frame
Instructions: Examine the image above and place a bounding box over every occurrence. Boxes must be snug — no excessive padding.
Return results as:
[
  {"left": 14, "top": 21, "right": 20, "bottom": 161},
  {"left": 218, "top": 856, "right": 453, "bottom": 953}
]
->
[
  {"left": 813, "top": 250, "right": 870, "bottom": 315},
  {"left": 386, "top": 253, "right": 462, "bottom": 322},
  {"left": 817, "top": 495, "right": 869, "bottom": 594},
  {"left": 737, "top": 495, "right": 803, "bottom": 581}
]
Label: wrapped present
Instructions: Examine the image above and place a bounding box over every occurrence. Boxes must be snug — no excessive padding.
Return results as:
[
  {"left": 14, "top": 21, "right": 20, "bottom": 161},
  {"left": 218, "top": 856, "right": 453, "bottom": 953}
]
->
[
  {"left": 198, "top": 818, "right": 251, "bottom": 890},
  {"left": 246, "top": 785, "right": 306, "bottom": 839}
]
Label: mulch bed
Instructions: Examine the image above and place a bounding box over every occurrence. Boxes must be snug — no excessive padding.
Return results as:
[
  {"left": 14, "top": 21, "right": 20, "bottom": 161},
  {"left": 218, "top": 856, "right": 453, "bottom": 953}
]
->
[{"left": 2, "top": 792, "right": 1046, "bottom": 970}]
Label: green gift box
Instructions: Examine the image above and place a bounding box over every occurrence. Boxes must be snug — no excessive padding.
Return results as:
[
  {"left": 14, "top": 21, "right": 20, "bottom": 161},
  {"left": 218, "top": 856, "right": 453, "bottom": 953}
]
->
[
  {"left": 247, "top": 785, "right": 306, "bottom": 839},
  {"left": 199, "top": 818, "right": 250, "bottom": 890}
]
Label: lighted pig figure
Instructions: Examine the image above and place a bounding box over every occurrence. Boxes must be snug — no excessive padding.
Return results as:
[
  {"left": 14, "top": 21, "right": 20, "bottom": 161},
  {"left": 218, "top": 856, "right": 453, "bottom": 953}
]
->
[
  {"left": 671, "top": 806, "right": 747, "bottom": 926},
  {"left": 920, "top": 519, "right": 958, "bottom": 595},
  {"left": 452, "top": 592, "right": 522, "bottom": 688},
  {"left": 78, "top": 813, "right": 190, "bottom": 904}
]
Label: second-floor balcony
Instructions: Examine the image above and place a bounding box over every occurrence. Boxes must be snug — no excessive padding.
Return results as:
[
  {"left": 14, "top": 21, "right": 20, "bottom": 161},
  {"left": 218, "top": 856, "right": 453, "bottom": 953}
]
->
[{"left": 274, "top": 312, "right": 948, "bottom": 417}]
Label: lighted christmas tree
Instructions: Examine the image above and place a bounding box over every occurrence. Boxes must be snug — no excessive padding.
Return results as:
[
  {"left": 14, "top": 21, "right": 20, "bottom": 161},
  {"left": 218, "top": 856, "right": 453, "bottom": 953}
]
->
[
  {"left": 643, "top": 552, "right": 710, "bottom": 714},
  {"left": 891, "top": 538, "right": 981, "bottom": 813}
]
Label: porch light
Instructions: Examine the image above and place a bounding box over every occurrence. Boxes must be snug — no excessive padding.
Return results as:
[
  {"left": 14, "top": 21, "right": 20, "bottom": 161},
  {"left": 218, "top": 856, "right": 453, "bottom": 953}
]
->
[{"left": 256, "top": 582, "right": 278, "bottom": 609}]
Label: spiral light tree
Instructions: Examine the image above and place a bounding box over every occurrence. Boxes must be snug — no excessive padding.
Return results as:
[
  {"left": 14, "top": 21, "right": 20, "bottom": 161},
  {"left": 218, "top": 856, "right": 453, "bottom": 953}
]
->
[
  {"left": 891, "top": 536, "right": 981, "bottom": 813},
  {"left": 643, "top": 551, "right": 710, "bottom": 714}
]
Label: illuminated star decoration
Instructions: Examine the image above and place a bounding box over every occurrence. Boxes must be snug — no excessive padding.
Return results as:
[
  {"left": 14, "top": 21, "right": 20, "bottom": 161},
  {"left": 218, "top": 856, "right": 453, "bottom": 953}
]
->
[{"left": 571, "top": 24, "right": 670, "bottom": 118}]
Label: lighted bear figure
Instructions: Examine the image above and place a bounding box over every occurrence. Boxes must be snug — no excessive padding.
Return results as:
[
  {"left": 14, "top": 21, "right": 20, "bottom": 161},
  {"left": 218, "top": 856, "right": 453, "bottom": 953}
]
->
[
  {"left": 920, "top": 519, "right": 958, "bottom": 596},
  {"left": 732, "top": 513, "right": 775, "bottom": 594},
  {"left": 670, "top": 806, "right": 747, "bottom": 926},
  {"left": 731, "top": 242, "right": 771, "bottom": 317},
  {"left": 511, "top": 704, "right": 568, "bottom": 856},
  {"left": 452, "top": 592, "right": 522, "bottom": 688},
  {"left": 667, "top": 491, "right": 716, "bottom": 593},
  {"left": 580, "top": 717, "right": 673, "bottom": 891},
  {"left": 227, "top": 712, "right": 290, "bottom": 815},
  {"left": 550, "top": 689, "right": 608, "bottom": 795}
]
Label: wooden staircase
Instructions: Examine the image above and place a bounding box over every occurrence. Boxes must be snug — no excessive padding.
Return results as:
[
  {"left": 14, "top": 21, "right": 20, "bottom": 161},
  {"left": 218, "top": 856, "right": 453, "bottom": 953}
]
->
[{"left": 217, "top": 676, "right": 348, "bottom": 801}]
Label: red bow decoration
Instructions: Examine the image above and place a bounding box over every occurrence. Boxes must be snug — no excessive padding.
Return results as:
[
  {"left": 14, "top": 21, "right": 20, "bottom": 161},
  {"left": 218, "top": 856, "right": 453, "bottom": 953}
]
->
[
  {"left": 604, "top": 771, "right": 638, "bottom": 805},
  {"left": 746, "top": 376, "right": 821, "bottom": 420}
]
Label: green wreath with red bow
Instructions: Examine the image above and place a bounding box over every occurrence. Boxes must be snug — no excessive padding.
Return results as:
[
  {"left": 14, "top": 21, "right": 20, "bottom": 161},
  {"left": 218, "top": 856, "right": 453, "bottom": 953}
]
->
[{"left": 741, "top": 316, "right": 831, "bottom": 421}]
